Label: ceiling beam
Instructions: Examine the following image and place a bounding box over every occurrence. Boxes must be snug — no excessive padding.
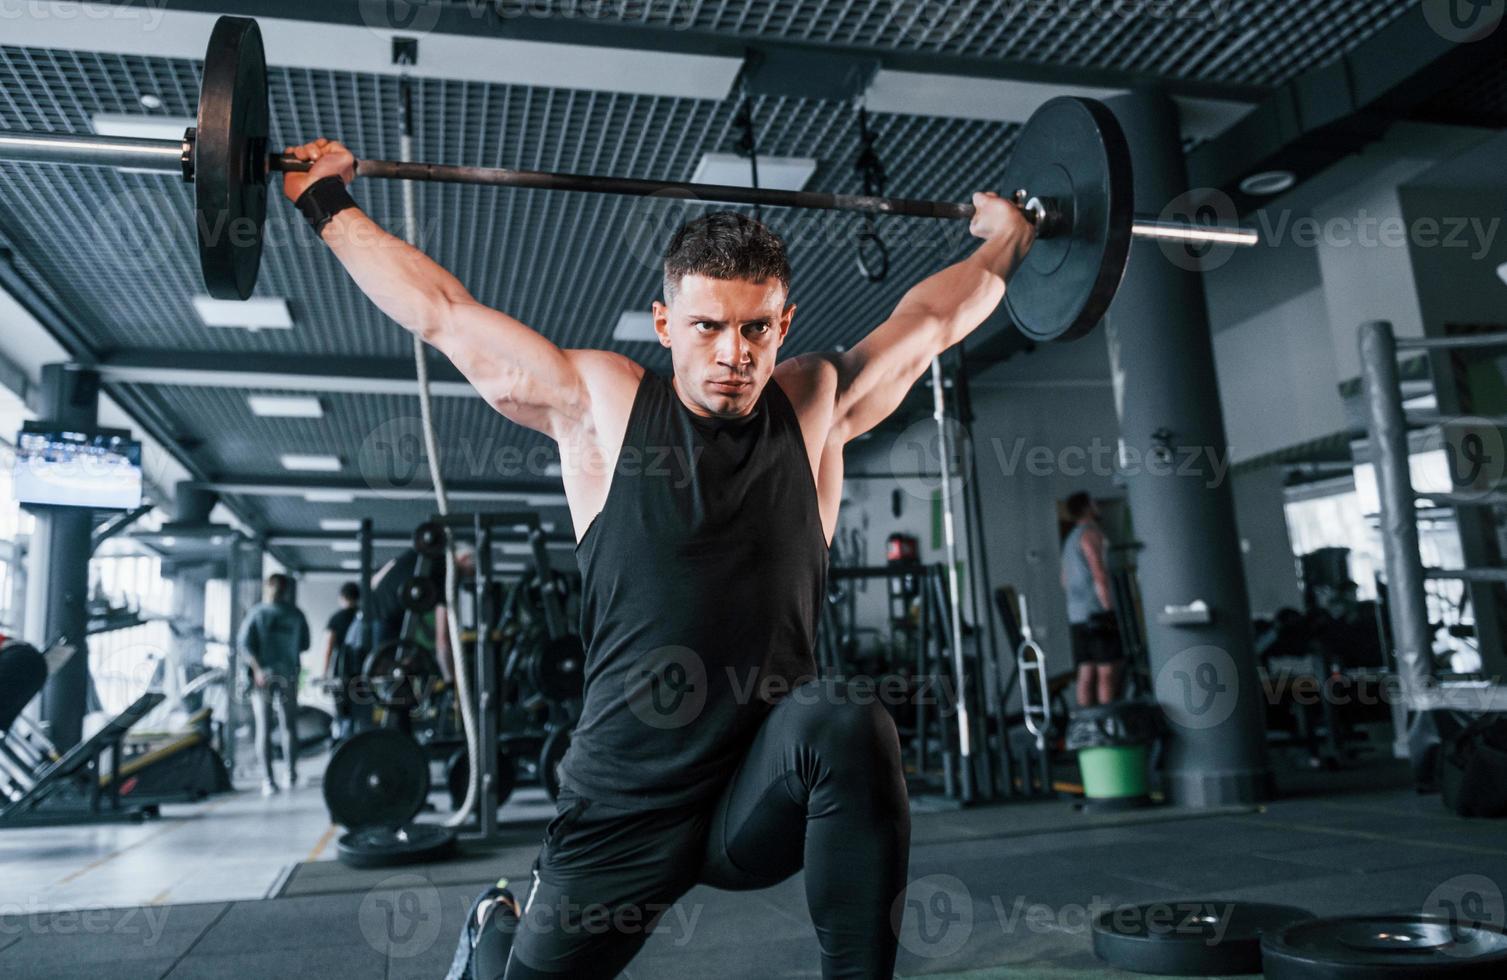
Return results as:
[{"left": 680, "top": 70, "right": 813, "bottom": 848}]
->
[
  {"left": 87, "top": 0, "right": 1267, "bottom": 104},
  {"left": 97, "top": 350, "right": 475, "bottom": 398},
  {"left": 266, "top": 533, "right": 577, "bottom": 549},
  {"left": 1187, "top": 4, "right": 1507, "bottom": 214}
]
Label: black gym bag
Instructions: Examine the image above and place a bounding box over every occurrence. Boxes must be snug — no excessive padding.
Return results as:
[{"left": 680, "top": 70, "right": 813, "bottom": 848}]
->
[{"left": 1439, "top": 713, "right": 1507, "bottom": 818}]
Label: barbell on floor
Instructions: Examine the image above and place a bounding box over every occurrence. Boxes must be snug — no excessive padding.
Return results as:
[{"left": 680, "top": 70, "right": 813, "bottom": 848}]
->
[{"left": 0, "top": 16, "right": 1259, "bottom": 343}]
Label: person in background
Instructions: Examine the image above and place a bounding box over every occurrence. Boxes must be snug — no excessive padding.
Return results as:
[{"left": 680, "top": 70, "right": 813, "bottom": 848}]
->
[
  {"left": 321, "top": 581, "right": 361, "bottom": 743},
  {"left": 238, "top": 573, "right": 311, "bottom": 796},
  {"left": 365, "top": 544, "right": 474, "bottom": 683},
  {"left": 1061, "top": 491, "right": 1125, "bottom": 707}
]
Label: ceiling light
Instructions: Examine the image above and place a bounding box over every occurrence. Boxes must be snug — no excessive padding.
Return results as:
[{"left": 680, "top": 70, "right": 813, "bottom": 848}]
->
[
  {"left": 339, "top": 559, "right": 362, "bottom": 570},
  {"left": 249, "top": 395, "right": 324, "bottom": 419},
  {"left": 281, "top": 454, "right": 342, "bottom": 472},
  {"left": 1238, "top": 170, "right": 1296, "bottom": 197},
  {"left": 193, "top": 296, "right": 293, "bottom": 331},
  {"left": 330, "top": 541, "right": 361, "bottom": 553},
  {"left": 690, "top": 153, "right": 817, "bottom": 192},
  {"left": 321, "top": 518, "right": 361, "bottom": 532},
  {"left": 161, "top": 536, "right": 177, "bottom": 547},
  {"left": 90, "top": 112, "right": 195, "bottom": 173},
  {"left": 136, "top": 94, "right": 164, "bottom": 110},
  {"left": 542, "top": 462, "right": 562, "bottom": 477},
  {"left": 612, "top": 311, "right": 658, "bottom": 343},
  {"left": 304, "top": 490, "right": 356, "bottom": 504}
]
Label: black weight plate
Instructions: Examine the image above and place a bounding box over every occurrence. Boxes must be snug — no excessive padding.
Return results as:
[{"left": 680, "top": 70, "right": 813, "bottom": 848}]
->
[
  {"left": 1093, "top": 901, "right": 1313, "bottom": 976},
  {"left": 322, "top": 728, "right": 429, "bottom": 830},
  {"left": 1263, "top": 915, "right": 1507, "bottom": 979},
  {"left": 401, "top": 576, "right": 441, "bottom": 613},
  {"left": 412, "top": 521, "right": 446, "bottom": 558},
  {"left": 1001, "top": 96, "right": 1133, "bottom": 343},
  {"left": 336, "top": 823, "right": 457, "bottom": 869},
  {"left": 539, "top": 726, "right": 570, "bottom": 802},
  {"left": 527, "top": 635, "right": 585, "bottom": 703},
  {"left": 445, "top": 747, "right": 518, "bottom": 811},
  {"left": 195, "top": 16, "right": 268, "bottom": 300}
]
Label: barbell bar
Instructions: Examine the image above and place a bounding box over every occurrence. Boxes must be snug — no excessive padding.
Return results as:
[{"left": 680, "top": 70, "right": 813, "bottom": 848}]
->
[{"left": 0, "top": 16, "right": 1259, "bottom": 343}]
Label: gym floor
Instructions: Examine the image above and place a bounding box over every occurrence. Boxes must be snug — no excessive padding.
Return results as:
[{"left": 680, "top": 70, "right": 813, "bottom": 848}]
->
[{"left": 3, "top": 747, "right": 1498, "bottom": 979}]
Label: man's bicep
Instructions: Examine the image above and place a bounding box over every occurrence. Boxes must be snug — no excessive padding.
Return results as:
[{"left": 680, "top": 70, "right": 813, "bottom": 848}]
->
[
  {"left": 440, "top": 299, "right": 590, "bottom": 437},
  {"left": 831, "top": 311, "right": 944, "bottom": 443}
]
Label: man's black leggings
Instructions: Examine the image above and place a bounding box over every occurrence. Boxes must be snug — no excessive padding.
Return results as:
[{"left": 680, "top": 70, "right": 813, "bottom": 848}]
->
[{"left": 500, "top": 678, "right": 911, "bottom": 979}]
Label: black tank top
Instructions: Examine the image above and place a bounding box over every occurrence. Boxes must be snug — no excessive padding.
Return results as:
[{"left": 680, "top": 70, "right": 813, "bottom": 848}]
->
[{"left": 558, "top": 369, "right": 828, "bottom": 809}]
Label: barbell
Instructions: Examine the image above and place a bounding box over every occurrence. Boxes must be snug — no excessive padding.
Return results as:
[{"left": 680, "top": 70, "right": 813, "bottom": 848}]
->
[{"left": 0, "top": 16, "right": 1258, "bottom": 344}]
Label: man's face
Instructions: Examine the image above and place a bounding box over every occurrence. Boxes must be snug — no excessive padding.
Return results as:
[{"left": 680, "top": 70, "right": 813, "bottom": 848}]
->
[{"left": 654, "top": 274, "right": 795, "bottom": 418}]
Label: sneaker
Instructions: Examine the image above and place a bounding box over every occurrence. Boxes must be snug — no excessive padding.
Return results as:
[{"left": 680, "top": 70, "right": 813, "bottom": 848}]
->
[
  {"left": 445, "top": 880, "right": 520, "bottom": 980},
  {"left": 261, "top": 780, "right": 279, "bottom": 797}
]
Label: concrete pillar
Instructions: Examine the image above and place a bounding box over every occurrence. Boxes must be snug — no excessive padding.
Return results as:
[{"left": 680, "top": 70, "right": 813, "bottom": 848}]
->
[
  {"left": 168, "top": 561, "right": 212, "bottom": 712},
  {"left": 25, "top": 365, "right": 100, "bottom": 749},
  {"left": 1105, "top": 91, "right": 1271, "bottom": 806}
]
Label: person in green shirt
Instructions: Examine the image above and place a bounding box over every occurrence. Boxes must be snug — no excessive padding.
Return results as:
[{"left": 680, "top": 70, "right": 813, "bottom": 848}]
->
[{"left": 238, "top": 573, "right": 311, "bottom": 795}]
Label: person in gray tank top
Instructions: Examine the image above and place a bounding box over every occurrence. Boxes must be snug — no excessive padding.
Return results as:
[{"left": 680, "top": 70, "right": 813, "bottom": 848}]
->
[{"left": 1060, "top": 492, "right": 1125, "bottom": 707}]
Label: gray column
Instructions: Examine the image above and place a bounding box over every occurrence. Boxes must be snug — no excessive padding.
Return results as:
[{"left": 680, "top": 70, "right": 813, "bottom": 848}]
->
[
  {"left": 1105, "top": 91, "right": 1270, "bottom": 806},
  {"left": 168, "top": 562, "right": 213, "bottom": 712},
  {"left": 25, "top": 364, "right": 100, "bottom": 749}
]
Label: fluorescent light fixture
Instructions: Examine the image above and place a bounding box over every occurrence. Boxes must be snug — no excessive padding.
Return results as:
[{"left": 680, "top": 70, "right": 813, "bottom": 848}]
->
[
  {"left": 542, "top": 462, "right": 562, "bottom": 477},
  {"left": 330, "top": 541, "right": 361, "bottom": 553},
  {"left": 690, "top": 153, "right": 817, "bottom": 192},
  {"left": 138, "top": 94, "right": 164, "bottom": 110},
  {"left": 340, "top": 559, "right": 362, "bottom": 570},
  {"left": 1239, "top": 170, "right": 1296, "bottom": 197},
  {"left": 281, "top": 454, "right": 342, "bottom": 472},
  {"left": 321, "top": 518, "right": 362, "bottom": 532},
  {"left": 612, "top": 311, "right": 658, "bottom": 343},
  {"left": 92, "top": 113, "right": 194, "bottom": 142},
  {"left": 248, "top": 395, "right": 324, "bottom": 419},
  {"left": 91, "top": 113, "right": 192, "bottom": 172},
  {"left": 193, "top": 296, "right": 293, "bottom": 331},
  {"left": 304, "top": 490, "right": 356, "bottom": 504},
  {"left": 161, "top": 536, "right": 177, "bottom": 547}
]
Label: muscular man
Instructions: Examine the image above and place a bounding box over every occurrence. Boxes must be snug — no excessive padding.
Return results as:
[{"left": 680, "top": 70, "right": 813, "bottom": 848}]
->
[
  {"left": 1060, "top": 491, "right": 1125, "bottom": 707},
  {"left": 282, "top": 137, "right": 1035, "bottom": 980}
]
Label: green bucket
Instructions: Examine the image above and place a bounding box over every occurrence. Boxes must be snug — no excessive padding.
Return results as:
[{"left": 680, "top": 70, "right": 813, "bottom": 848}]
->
[{"left": 1078, "top": 743, "right": 1149, "bottom": 801}]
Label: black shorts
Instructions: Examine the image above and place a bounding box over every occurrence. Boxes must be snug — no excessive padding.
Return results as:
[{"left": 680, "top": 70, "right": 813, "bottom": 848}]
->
[{"left": 1071, "top": 613, "right": 1124, "bottom": 667}]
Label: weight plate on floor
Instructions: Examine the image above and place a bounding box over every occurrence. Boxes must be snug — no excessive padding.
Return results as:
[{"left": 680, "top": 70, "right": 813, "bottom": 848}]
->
[
  {"left": 1092, "top": 900, "right": 1314, "bottom": 976},
  {"left": 1001, "top": 96, "right": 1133, "bottom": 344},
  {"left": 336, "top": 823, "right": 457, "bottom": 869},
  {"left": 195, "top": 16, "right": 268, "bottom": 300},
  {"left": 322, "top": 728, "right": 429, "bottom": 829},
  {"left": 1262, "top": 915, "right": 1507, "bottom": 979},
  {"left": 445, "top": 747, "right": 518, "bottom": 811},
  {"left": 539, "top": 726, "right": 571, "bottom": 802}
]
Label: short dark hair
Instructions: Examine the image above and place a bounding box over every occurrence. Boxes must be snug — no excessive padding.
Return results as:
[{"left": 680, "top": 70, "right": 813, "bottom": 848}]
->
[
  {"left": 663, "top": 211, "right": 790, "bottom": 302},
  {"left": 339, "top": 582, "right": 360, "bottom": 603},
  {"left": 264, "top": 573, "right": 293, "bottom": 604},
  {"left": 1065, "top": 492, "right": 1095, "bottom": 521}
]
